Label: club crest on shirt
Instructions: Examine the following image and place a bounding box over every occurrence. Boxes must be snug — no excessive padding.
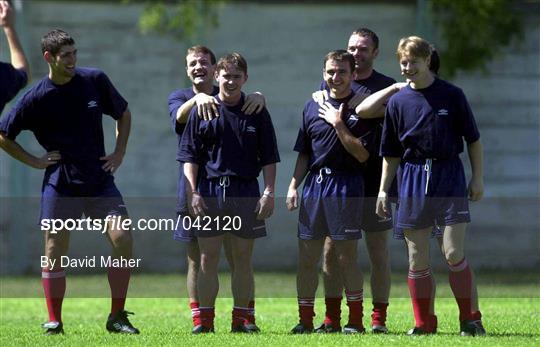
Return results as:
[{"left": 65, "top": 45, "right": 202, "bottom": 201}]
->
[
  {"left": 437, "top": 109, "right": 449, "bottom": 116},
  {"left": 87, "top": 100, "right": 98, "bottom": 108},
  {"left": 246, "top": 125, "right": 256, "bottom": 133}
]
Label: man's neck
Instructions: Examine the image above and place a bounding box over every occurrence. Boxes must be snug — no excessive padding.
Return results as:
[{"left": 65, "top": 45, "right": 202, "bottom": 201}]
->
[
  {"left": 48, "top": 71, "right": 71, "bottom": 85},
  {"left": 410, "top": 73, "right": 435, "bottom": 90},
  {"left": 192, "top": 82, "right": 214, "bottom": 95},
  {"left": 354, "top": 67, "right": 373, "bottom": 81},
  {"left": 219, "top": 92, "right": 241, "bottom": 106}
]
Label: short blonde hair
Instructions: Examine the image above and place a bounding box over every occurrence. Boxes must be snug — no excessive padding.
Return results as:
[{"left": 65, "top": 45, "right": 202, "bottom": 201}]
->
[{"left": 396, "top": 36, "right": 432, "bottom": 60}]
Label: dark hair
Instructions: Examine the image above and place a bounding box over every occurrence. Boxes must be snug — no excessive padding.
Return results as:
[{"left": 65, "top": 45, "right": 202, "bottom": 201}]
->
[
  {"left": 324, "top": 50, "right": 355, "bottom": 72},
  {"left": 429, "top": 48, "right": 440, "bottom": 75},
  {"left": 216, "top": 52, "right": 248, "bottom": 74},
  {"left": 185, "top": 45, "right": 216, "bottom": 66},
  {"left": 351, "top": 27, "right": 379, "bottom": 49},
  {"left": 41, "top": 29, "right": 75, "bottom": 55}
]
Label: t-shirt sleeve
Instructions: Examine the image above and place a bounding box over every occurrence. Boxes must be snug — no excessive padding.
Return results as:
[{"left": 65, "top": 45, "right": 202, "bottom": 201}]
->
[
  {"left": 96, "top": 71, "right": 128, "bottom": 120},
  {"left": 178, "top": 108, "right": 202, "bottom": 163},
  {"left": 455, "top": 89, "right": 480, "bottom": 143},
  {"left": 0, "top": 62, "right": 28, "bottom": 113},
  {"left": 168, "top": 90, "right": 190, "bottom": 135},
  {"left": 257, "top": 108, "right": 280, "bottom": 166},
  {"left": 0, "top": 92, "right": 35, "bottom": 140},
  {"left": 293, "top": 105, "right": 312, "bottom": 154},
  {"left": 380, "top": 98, "right": 403, "bottom": 157}
]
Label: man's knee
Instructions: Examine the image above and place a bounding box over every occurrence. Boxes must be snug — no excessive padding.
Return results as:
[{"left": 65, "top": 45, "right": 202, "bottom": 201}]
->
[
  {"left": 110, "top": 231, "right": 133, "bottom": 252},
  {"left": 444, "top": 247, "right": 464, "bottom": 265}
]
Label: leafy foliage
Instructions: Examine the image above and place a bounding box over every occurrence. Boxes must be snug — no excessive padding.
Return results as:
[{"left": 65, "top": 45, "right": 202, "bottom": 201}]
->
[
  {"left": 126, "top": 0, "right": 223, "bottom": 41},
  {"left": 430, "top": 0, "right": 524, "bottom": 78}
]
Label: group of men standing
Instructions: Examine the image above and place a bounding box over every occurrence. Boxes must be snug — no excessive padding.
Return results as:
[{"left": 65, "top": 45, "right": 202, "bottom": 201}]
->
[{"left": 1, "top": 0, "right": 485, "bottom": 337}]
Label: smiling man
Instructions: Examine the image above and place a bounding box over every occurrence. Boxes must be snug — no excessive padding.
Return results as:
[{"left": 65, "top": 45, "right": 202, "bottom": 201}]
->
[
  {"left": 168, "top": 46, "right": 267, "bottom": 333},
  {"left": 0, "top": 29, "right": 138, "bottom": 335},
  {"left": 288, "top": 50, "right": 370, "bottom": 334},
  {"left": 178, "top": 52, "right": 279, "bottom": 334}
]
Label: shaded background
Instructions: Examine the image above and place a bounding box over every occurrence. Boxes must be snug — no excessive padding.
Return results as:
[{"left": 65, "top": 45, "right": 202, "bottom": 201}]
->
[{"left": 0, "top": 0, "right": 539, "bottom": 274}]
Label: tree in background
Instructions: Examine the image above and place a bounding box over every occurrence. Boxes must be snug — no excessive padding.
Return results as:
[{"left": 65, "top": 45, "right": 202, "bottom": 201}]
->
[{"left": 130, "top": 0, "right": 524, "bottom": 79}]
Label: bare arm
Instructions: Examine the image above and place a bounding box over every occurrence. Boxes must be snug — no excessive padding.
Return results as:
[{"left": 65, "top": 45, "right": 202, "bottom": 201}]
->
[
  {"left": 355, "top": 83, "right": 407, "bottom": 119},
  {"left": 100, "top": 108, "right": 131, "bottom": 173},
  {"left": 0, "top": 1, "right": 29, "bottom": 79},
  {"left": 0, "top": 132, "right": 60, "bottom": 169},
  {"left": 184, "top": 162, "right": 207, "bottom": 216},
  {"left": 255, "top": 163, "right": 276, "bottom": 219},
  {"left": 286, "top": 152, "right": 310, "bottom": 211},
  {"left": 467, "top": 139, "right": 484, "bottom": 201},
  {"left": 319, "top": 102, "right": 369, "bottom": 163},
  {"left": 376, "top": 156, "right": 401, "bottom": 218}
]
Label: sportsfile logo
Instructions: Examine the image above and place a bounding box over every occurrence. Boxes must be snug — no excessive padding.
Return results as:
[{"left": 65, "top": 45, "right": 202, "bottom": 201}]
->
[
  {"left": 437, "top": 109, "right": 448, "bottom": 116},
  {"left": 87, "top": 100, "right": 98, "bottom": 108}
]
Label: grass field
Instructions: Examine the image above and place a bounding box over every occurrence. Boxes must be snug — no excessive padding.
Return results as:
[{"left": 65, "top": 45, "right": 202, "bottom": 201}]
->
[{"left": 1, "top": 272, "right": 539, "bottom": 346}]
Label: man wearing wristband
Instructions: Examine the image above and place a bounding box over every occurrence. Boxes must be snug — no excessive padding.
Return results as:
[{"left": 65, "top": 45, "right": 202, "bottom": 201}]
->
[{"left": 178, "top": 52, "right": 279, "bottom": 334}]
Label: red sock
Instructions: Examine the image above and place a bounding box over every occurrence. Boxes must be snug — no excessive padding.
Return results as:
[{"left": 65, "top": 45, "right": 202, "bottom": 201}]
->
[
  {"left": 232, "top": 306, "right": 250, "bottom": 327},
  {"left": 345, "top": 290, "right": 363, "bottom": 327},
  {"left": 247, "top": 300, "right": 256, "bottom": 324},
  {"left": 471, "top": 311, "right": 482, "bottom": 321},
  {"left": 190, "top": 301, "right": 201, "bottom": 326},
  {"left": 323, "top": 296, "right": 342, "bottom": 328},
  {"left": 298, "top": 297, "right": 315, "bottom": 328},
  {"left": 371, "top": 302, "right": 388, "bottom": 327},
  {"left": 408, "top": 268, "right": 437, "bottom": 331},
  {"left": 448, "top": 258, "right": 474, "bottom": 321},
  {"left": 199, "top": 307, "right": 215, "bottom": 329},
  {"left": 107, "top": 267, "right": 131, "bottom": 315},
  {"left": 42, "top": 268, "right": 66, "bottom": 323}
]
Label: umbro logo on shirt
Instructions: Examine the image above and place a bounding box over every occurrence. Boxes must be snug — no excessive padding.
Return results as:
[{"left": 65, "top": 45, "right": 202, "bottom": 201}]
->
[
  {"left": 246, "top": 126, "right": 256, "bottom": 133},
  {"left": 88, "top": 101, "right": 98, "bottom": 108},
  {"left": 437, "top": 109, "right": 449, "bottom": 116},
  {"left": 349, "top": 115, "right": 359, "bottom": 121}
]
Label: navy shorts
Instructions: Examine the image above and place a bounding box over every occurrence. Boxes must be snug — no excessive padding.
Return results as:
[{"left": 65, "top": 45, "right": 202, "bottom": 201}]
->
[
  {"left": 175, "top": 176, "right": 266, "bottom": 240},
  {"left": 396, "top": 157, "right": 470, "bottom": 230},
  {"left": 361, "top": 167, "right": 393, "bottom": 232},
  {"left": 40, "top": 176, "right": 127, "bottom": 222},
  {"left": 298, "top": 169, "right": 363, "bottom": 241},
  {"left": 393, "top": 202, "right": 444, "bottom": 240}
]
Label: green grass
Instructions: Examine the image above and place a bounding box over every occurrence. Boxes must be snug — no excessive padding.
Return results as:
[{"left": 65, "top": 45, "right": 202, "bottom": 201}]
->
[{"left": 1, "top": 272, "right": 539, "bottom": 346}]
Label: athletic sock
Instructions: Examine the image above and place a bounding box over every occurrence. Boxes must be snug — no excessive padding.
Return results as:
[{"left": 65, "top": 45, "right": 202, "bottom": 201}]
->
[
  {"left": 371, "top": 302, "right": 389, "bottom": 327},
  {"left": 42, "top": 268, "right": 66, "bottom": 323},
  {"left": 408, "top": 268, "right": 437, "bottom": 331},
  {"left": 247, "top": 300, "right": 256, "bottom": 324},
  {"left": 190, "top": 301, "right": 201, "bottom": 327},
  {"left": 323, "top": 296, "right": 342, "bottom": 328},
  {"left": 298, "top": 297, "right": 315, "bottom": 328},
  {"left": 471, "top": 310, "right": 482, "bottom": 321},
  {"left": 107, "top": 266, "right": 131, "bottom": 315},
  {"left": 448, "top": 258, "right": 473, "bottom": 321},
  {"left": 199, "top": 307, "right": 215, "bottom": 329},
  {"left": 232, "top": 306, "right": 250, "bottom": 327},
  {"left": 345, "top": 290, "right": 363, "bottom": 328}
]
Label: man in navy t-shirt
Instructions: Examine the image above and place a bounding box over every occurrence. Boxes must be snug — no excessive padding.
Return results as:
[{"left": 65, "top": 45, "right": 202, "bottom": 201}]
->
[
  {"left": 0, "top": 30, "right": 138, "bottom": 335},
  {"left": 288, "top": 50, "right": 369, "bottom": 334},
  {"left": 312, "top": 28, "right": 395, "bottom": 334},
  {"left": 377, "top": 36, "right": 485, "bottom": 336},
  {"left": 178, "top": 52, "right": 279, "bottom": 334},
  {"left": 0, "top": 0, "right": 29, "bottom": 114},
  {"left": 168, "top": 45, "right": 267, "bottom": 333}
]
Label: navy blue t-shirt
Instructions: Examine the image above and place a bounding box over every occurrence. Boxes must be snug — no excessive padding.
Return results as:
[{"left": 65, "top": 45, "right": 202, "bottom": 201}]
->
[
  {"left": 0, "top": 62, "right": 28, "bottom": 114},
  {"left": 0, "top": 68, "right": 128, "bottom": 189},
  {"left": 179, "top": 95, "right": 280, "bottom": 179},
  {"left": 381, "top": 78, "right": 480, "bottom": 160},
  {"left": 168, "top": 85, "right": 219, "bottom": 161},
  {"left": 294, "top": 92, "right": 372, "bottom": 173}
]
